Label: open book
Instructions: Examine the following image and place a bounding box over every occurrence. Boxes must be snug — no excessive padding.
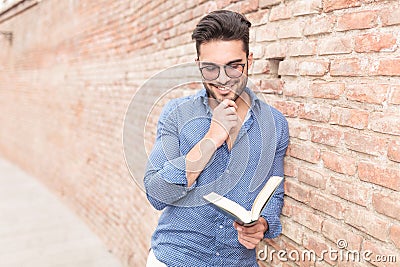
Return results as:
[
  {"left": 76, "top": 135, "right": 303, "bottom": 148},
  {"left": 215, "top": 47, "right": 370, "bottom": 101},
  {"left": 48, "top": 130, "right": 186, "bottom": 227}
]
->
[{"left": 203, "top": 176, "right": 283, "bottom": 226}]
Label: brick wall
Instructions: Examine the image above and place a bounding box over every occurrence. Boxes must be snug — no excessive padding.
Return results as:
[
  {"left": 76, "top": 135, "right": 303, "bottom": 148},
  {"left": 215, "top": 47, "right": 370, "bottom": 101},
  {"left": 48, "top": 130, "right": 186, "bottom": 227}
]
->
[{"left": 0, "top": 0, "right": 399, "bottom": 266}]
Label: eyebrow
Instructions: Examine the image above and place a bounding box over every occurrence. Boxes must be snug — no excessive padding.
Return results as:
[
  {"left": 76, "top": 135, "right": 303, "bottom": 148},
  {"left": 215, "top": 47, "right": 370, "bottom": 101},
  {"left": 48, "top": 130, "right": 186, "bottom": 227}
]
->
[{"left": 201, "top": 59, "right": 244, "bottom": 66}]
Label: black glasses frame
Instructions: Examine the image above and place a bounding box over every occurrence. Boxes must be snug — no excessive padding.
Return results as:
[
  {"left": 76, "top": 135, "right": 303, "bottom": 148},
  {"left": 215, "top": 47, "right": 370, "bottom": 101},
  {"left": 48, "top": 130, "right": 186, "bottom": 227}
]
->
[{"left": 199, "top": 62, "right": 246, "bottom": 81}]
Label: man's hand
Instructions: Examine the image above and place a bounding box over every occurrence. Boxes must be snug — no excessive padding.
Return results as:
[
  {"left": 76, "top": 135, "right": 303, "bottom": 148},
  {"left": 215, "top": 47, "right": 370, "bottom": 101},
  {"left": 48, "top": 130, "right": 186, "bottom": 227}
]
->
[
  {"left": 233, "top": 217, "right": 269, "bottom": 249},
  {"left": 206, "top": 99, "right": 238, "bottom": 147}
]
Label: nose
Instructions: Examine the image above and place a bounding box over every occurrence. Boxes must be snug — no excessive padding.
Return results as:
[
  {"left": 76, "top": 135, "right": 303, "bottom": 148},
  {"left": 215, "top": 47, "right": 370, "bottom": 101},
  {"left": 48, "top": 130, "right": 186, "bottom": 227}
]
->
[{"left": 216, "top": 66, "right": 230, "bottom": 85}]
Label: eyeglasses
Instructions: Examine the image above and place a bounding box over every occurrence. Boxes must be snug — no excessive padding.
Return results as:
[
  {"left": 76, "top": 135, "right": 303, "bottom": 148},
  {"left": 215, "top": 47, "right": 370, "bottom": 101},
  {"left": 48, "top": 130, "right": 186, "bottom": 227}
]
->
[{"left": 199, "top": 62, "right": 246, "bottom": 80}]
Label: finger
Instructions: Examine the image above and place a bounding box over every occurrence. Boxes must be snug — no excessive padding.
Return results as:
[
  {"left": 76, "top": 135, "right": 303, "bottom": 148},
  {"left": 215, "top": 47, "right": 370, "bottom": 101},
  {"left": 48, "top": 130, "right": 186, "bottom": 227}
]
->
[
  {"left": 239, "top": 234, "right": 264, "bottom": 249},
  {"left": 222, "top": 107, "right": 237, "bottom": 116},
  {"left": 238, "top": 223, "right": 264, "bottom": 234},
  {"left": 236, "top": 225, "right": 264, "bottom": 239},
  {"left": 227, "top": 106, "right": 237, "bottom": 113},
  {"left": 238, "top": 234, "right": 258, "bottom": 249},
  {"left": 238, "top": 238, "right": 255, "bottom": 249},
  {"left": 226, "top": 114, "right": 238, "bottom": 121},
  {"left": 221, "top": 99, "right": 238, "bottom": 109}
]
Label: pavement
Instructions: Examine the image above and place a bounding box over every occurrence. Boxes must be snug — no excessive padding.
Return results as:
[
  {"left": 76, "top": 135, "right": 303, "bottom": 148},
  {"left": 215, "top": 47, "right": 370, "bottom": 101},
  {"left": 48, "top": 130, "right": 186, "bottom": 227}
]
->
[{"left": 0, "top": 157, "right": 123, "bottom": 267}]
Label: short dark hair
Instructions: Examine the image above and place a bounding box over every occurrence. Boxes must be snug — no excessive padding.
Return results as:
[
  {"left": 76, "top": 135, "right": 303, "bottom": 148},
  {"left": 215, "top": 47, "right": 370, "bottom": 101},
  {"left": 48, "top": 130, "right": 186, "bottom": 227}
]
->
[{"left": 191, "top": 10, "right": 252, "bottom": 58}]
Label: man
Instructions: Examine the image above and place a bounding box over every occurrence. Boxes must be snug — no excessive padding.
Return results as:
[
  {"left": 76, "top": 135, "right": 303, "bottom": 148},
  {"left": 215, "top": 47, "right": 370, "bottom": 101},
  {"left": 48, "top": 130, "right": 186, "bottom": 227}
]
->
[{"left": 144, "top": 10, "right": 289, "bottom": 267}]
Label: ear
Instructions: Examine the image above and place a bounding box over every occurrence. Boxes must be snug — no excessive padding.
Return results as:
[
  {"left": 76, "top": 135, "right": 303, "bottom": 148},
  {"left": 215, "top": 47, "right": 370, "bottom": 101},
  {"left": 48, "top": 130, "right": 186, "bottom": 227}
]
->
[{"left": 247, "top": 52, "right": 253, "bottom": 68}]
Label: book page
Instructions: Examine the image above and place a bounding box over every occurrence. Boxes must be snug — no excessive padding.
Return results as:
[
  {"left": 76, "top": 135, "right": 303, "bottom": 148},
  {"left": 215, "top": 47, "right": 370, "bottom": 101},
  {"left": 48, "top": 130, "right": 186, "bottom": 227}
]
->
[
  {"left": 250, "top": 176, "right": 283, "bottom": 221},
  {"left": 203, "top": 192, "right": 252, "bottom": 224}
]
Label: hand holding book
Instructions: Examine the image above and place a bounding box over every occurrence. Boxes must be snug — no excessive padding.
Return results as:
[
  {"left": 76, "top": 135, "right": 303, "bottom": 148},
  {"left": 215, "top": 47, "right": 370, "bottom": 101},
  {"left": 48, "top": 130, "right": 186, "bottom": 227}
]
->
[{"left": 233, "top": 217, "right": 269, "bottom": 249}]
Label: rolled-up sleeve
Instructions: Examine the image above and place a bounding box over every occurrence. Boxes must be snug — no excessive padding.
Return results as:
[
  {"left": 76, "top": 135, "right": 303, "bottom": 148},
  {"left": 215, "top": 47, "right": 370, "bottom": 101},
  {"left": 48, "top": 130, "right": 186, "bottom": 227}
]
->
[{"left": 144, "top": 100, "right": 196, "bottom": 210}]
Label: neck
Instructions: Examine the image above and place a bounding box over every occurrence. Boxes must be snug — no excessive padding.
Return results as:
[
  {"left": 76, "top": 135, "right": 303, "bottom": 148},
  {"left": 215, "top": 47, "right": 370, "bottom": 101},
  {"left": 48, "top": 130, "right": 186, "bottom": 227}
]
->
[{"left": 235, "top": 91, "right": 251, "bottom": 111}]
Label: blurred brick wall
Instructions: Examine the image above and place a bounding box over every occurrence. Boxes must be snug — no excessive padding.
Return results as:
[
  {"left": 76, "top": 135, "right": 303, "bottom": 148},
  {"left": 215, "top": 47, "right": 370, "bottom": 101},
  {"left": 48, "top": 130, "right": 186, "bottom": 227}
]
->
[{"left": 0, "top": 0, "right": 399, "bottom": 266}]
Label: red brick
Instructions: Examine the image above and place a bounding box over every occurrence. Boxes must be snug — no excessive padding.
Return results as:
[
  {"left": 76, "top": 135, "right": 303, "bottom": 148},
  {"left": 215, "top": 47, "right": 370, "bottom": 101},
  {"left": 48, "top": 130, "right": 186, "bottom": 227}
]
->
[
  {"left": 310, "top": 192, "right": 345, "bottom": 219},
  {"left": 337, "top": 10, "right": 378, "bottom": 31},
  {"left": 298, "top": 60, "right": 330, "bottom": 76},
  {"left": 336, "top": 260, "right": 367, "bottom": 267},
  {"left": 329, "top": 176, "right": 369, "bottom": 206},
  {"left": 278, "top": 59, "right": 298, "bottom": 76},
  {"left": 304, "top": 15, "right": 336, "bottom": 36},
  {"left": 284, "top": 178, "right": 312, "bottom": 203},
  {"left": 344, "top": 205, "right": 390, "bottom": 241},
  {"left": 255, "top": 24, "right": 277, "bottom": 42},
  {"left": 330, "top": 58, "right": 365, "bottom": 77},
  {"left": 374, "top": 58, "right": 400, "bottom": 76},
  {"left": 264, "top": 42, "right": 287, "bottom": 59},
  {"left": 259, "top": 0, "right": 281, "bottom": 8},
  {"left": 302, "top": 234, "right": 331, "bottom": 261},
  {"left": 318, "top": 37, "right": 352, "bottom": 55},
  {"left": 290, "top": 201, "right": 324, "bottom": 232},
  {"left": 215, "top": 0, "right": 231, "bottom": 9},
  {"left": 282, "top": 218, "right": 304, "bottom": 245},
  {"left": 287, "top": 119, "right": 309, "bottom": 140},
  {"left": 259, "top": 79, "right": 283, "bottom": 94},
  {"left": 380, "top": 7, "right": 400, "bottom": 26},
  {"left": 369, "top": 112, "right": 400, "bottom": 136},
  {"left": 373, "top": 192, "right": 400, "bottom": 220},
  {"left": 344, "top": 132, "right": 387, "bottom": 156},
  {"left": 346, "top": 83, "right": 389, "bottom": 104},
  {"left": 252, "top": 61, "right": 267, "bottom": 75},
  {"left": 355, "top": 32, "right": 397, "bottom": 53},
  {"left": 292, "top": 0, "right": 322, "bottom": 17},
  {"left": 299, "top": 103, "right": 331, "bottom": 122},
  {"left": 311, "top": 82, "right": 345, "bottom": 100},
  {"left": 282, "top": 79, "right": 310, "bottom": 97},
  {"left": 322, "top": 220, "right": 362, "bottom": 251},
  {"left": 283, "top": 159, "right": 298, "bottom": 177},
  {"left": 358, "top": 162, "right": 400, "bottom": 191},
  {"left": 323, "top": 0, "right": 361, "bottom": 12},
  {"left": 388, "top": 139, "right": 400, "bottom": 163},
  {"left": 246, "top": 9, "right": 269, "bottom": 26},
  {"left": 273, "top": 100, "right": 299, "bottom": 117},
  {"left": 298, "top": 167, "right": 326, "bottom": 189},
  {"left": 252, "top": 44, "right": 265, "bottom": 59},
  {"left": 310, "top": 125, "right": 342, "bottom": 147},
  {"left": 287, "top": 143, "right": 321, "bottom": 163},
  {"left": 277, "top": 20, "right": 304, "bottom": 39},
  {"left": 321, "top": 151, "right": 357, "bottom": 175},
  {"left": 390, "top": 225, "right": 400, "bottom": 249},
  {"left": 389, "top": 85, "right": 400, "bottom": 105},
  {"left": 363, "top": 240, "right": 400, "bottom": 266},
  {"left": 330, "top": 107, "right": 369, "bottom": 129},
  {"left": 266, "top": 59, "right": 282, "bottom": 74},
  {"left": 287, "top": 39, "right": 316, "bottom": 57},
  {"left": 269, "top": 4, "right": 291, "bottom": 21},
  {"left": 239, "top": 0, "right": 259, "bottom": 14}
]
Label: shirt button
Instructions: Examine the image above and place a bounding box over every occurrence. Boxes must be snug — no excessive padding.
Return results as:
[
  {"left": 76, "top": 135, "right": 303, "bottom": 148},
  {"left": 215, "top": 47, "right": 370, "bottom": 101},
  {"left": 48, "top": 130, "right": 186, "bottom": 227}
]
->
[
  {"left": 216, "top": 252, "right": 220, "bottom": 256},
  {"left": 219, "top": 225, "right": 223, "bottom": 229},
  {"left": 225, "top": 169, "right": 230, "bottom": 174}
]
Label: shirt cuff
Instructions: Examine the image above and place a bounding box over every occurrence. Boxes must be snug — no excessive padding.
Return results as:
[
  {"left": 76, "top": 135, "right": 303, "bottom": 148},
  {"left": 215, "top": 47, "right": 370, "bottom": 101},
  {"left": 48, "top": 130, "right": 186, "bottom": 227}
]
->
[
  {"left": 261, "top": 213, "right": 282, "bottom": 239},
  {"left": 158, "top": 155, "right": 197, "bottom": 189}
]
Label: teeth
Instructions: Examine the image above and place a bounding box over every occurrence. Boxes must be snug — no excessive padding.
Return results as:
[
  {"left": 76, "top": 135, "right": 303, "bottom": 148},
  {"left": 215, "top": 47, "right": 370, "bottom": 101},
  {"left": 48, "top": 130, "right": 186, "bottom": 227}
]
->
[{"left": 216, "top": 85, "right": 229, "bottom": 91}]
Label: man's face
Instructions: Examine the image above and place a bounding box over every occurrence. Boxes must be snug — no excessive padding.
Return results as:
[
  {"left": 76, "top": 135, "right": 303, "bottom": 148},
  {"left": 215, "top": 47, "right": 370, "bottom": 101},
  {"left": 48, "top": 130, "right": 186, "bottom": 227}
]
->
[{"left": 198, "top": 40, "right": 253, "bottom": 103}]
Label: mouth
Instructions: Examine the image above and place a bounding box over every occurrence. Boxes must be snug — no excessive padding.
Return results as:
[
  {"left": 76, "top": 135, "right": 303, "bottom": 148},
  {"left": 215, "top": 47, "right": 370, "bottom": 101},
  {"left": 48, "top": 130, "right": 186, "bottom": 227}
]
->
[{"left": 211, "top": 84, "right": 232, "bottom": 95}]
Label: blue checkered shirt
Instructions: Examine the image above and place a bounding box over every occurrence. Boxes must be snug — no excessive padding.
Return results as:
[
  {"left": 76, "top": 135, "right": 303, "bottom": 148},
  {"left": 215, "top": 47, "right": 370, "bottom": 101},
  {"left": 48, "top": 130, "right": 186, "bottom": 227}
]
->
[{"left": 144, "top": 88, "right": 289, "bottom": 267}]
